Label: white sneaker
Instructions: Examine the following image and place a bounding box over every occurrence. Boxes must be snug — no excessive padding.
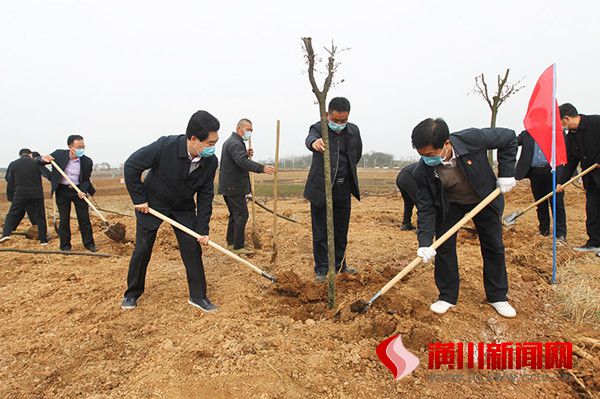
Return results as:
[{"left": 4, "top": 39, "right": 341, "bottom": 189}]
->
[
  {"left": 488, "top": 301, "right": 517, "bottom": 318},
  {"left": 430, "top": 300, "right": 455, "bottom": 315},
  {"left": 0, "top": 236, "right": 10, "bottom": 243}
]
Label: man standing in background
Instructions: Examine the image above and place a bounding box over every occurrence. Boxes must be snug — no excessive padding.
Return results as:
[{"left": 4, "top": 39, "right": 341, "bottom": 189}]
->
[
  {"left": 49, "top": 135, "right": 97, "bottom": 252},
  {"left": 395, "top": 162, "right": 419, "bottom": 231},
  {"left": 218, "top": 118, "right": 275, "bottom": 255}
]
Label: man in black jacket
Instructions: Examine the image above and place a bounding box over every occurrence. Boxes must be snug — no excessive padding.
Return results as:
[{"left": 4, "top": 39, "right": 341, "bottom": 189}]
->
[
  {"left": 411, "top": 118, "right": 518, "bottom": 318},
  {"left": 1, "top": 150, "right": 49, "bottom": 244},
  {"left": 557, "top": 103, "right": 600, "bottom": 252},
  {"left": 396, "top": 162, "right": 419, "bottom": 231},
  {"left": 304, "top": 97, "right": 362, "bottom": 282},
  {"left": 121, "top": 110, "right": 220, "bottom": 312},
  {"left": 515, "top": 130, "right": 567, "bottom": 240},
  {"left": 218, "top": 119, "right": 275, "bottom": 254},
  {"left": 49, "top": 135, "right": 97, "bottom": 252}
]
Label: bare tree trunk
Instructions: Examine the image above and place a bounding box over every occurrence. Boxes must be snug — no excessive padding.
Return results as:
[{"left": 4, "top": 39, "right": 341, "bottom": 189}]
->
[{"left": 488, "top": 107, "right": 498, "bottom": 165}]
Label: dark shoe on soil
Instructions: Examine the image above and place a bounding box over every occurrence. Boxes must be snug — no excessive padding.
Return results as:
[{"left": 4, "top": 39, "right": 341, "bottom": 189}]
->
[
  {"left": 400, "top": 224, "right": 416, "bottom": 231},
  {"left": 189, "top": 297, "right": 217, "bottom": 313},
  {"left": 121, "top": 297, "right": 138, "bottom": 310},
  {"left": 85, "top": 244, "right": 98, "bottom": 253},
  {"left": 60, "top": 245, "right": 72, "bottom": 252}
]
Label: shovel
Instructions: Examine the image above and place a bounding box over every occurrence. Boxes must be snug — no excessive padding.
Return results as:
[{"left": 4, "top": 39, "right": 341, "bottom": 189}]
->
[
  {"left": 50, "top": 160, "right": 126, "bottom": 242},
  {"left": 147, "top": 207, "right": 276, "bottom": 282},
  {"left": 503, "top": 163, "right": 599, "bottom": 226},
  {"left": 351, "top": 187, "right": 502, "bottom": 314}
]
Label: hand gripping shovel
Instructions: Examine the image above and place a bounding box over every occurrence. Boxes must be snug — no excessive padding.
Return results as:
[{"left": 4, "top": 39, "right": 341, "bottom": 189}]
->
[
  {"left": 147, "top": 207, "right": 277, "bottom": 283},
  {"left": 351, "top": 187, "right": 502, "bottom": 313},
  {"left": 50, "top": 160, "right": 126, "bottom": 242},
  {"left": 503, "top": 163, "right": 599, "bottom": 226}
]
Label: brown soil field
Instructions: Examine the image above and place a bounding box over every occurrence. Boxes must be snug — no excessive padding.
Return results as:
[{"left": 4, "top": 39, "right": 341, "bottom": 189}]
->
[{"left": 0, "top": 170, "right": 599, "bottom": 398}]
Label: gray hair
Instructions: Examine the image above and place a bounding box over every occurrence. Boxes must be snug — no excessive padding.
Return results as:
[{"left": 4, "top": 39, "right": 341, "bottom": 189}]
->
[{"left": 236, "top": 118, "right": 252, "bottom": 130}]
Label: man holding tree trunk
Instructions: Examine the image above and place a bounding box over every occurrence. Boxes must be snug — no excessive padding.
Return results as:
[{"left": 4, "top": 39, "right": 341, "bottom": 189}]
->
[
  {"left": 304, "top": 97, "right": 362, "bottom": 282},
  {"left": 411, "top": 118, "right": 518, "bottom": 318}
]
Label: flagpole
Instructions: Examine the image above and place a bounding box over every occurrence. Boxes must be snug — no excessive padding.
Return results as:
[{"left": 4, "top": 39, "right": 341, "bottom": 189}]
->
[{"left": 551, "top": 63, "right": 557, "bottom": 284}]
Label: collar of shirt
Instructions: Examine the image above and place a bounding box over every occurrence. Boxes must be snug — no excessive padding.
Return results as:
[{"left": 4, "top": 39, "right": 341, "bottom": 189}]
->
[
  {"left": 441, "top": 147, "right": 457, "bottom": 167},
  {"left": 187, "top": 150, "right": 202, "bottom": 163}
]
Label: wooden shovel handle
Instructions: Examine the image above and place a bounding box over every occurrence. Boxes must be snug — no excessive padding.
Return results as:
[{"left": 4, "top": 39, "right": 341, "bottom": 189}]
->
[
  {"left": 50, "top": 160, "right": 108, "bottom": 223},
  {"left": 374, "top": 187, "right": 502, "bottom": 300},
  {"left": 518, "top": 163, "right": 599, "bottom": 215},
  {"left": 147, "top": 207, "right": 275, "bottom": 280}
]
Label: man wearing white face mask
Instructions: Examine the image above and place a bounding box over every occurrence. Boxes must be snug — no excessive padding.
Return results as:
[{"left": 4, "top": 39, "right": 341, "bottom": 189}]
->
[
  {"left": 121, "top": 110, "right": 221, "bottom": 312},
  {"left": 411, "top": 118, "right": 518, "bottom": 318},
  {"left": 218, "top": 119, "right": 275, "bottom": 255},
  {"left": 48, "top": 135, "right": 97, "bottom": 252}
]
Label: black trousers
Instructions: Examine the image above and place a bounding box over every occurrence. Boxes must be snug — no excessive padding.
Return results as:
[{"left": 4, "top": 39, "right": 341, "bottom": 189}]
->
[
  {"left": 528, "top": 167, "right": 566, "bottom": 237},
  {"left": 584, "top": 184, "right": 600, "bottom": 247},
  {"left": 124, "top": 211, "right": 207, "bottom": 300},
  {"left": 434, "top": 202, "right": 508, "bottom": 304},
  {"left": 2, "top": 198, "right": 47, "bottom": 241},
  {"left": 55, "top": 185, "right": 95, "bottom": 249},
  {"left": 224, "top": 195, "right": 249, "bottom": 249},
  {"left": 310, "top": 178, "right": 352, "bottom": 275},
  {"left": 399, "top": 188, "right": 415, "bottom": 225}
]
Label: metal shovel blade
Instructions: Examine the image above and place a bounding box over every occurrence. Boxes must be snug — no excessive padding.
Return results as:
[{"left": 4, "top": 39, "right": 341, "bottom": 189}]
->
[
  {"left": 502, "top": 211, "right": 521, "bottom": 226},
  {"left": 104, "top": 222, "right": 126, "bottom": 242}
]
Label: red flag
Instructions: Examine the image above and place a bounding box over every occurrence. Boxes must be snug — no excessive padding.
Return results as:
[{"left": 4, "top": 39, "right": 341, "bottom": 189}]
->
[{"left": 523, "top": 64, "right": 567, "bottom": 166}]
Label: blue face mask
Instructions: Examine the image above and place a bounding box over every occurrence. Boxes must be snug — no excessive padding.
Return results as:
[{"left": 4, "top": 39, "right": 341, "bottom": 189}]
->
[
  {"left": 74, "top": 148, "right": 85, "bottom": 158},
  {"left": 421, "top": 155, "right": 443, "bottom": 166},
  {"left": 243, "top": 131, "right": 252, "bottom": 141},
  {"left": 200, "top": 146, "right": 216, "bottom": 158},
  {"left": 328, "top": 121, "right": 346, "bottom": 133}
]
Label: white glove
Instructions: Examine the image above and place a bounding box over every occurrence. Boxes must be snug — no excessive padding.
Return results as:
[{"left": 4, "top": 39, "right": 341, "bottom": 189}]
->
[
  {"left": 497, "top": 177, "right": 517, "bottom": 194},
  {"left": 417, "top": 247, "right": 436, "bottom": 263}
]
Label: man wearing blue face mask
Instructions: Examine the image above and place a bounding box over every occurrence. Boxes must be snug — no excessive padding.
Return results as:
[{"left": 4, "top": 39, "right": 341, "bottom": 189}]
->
[
  {"left": 49, "top": 135, "right": 97, "bottom": 252},
  {"left": 411, "top": 118, "right": 518, "bottom": 318},
  {"left": 218, "top": 118, "right": 275, "bottom": 255},
  {"left": 121, "top": 110, "right": 220, "bottom": 313},
  {"left": 304, "top": 97, "right": 363, "bottom": 282}
]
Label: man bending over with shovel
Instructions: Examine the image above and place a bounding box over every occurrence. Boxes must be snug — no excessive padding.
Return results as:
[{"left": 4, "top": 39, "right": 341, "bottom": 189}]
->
[
  {"left": 121, "top": 110, "right": 220, "bottom": 312},
  {"left": 411, "top": 118, "right": 518, "bottom": 318}
]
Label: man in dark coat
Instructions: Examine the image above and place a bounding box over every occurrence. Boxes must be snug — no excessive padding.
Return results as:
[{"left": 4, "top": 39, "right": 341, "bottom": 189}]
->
[
  {"left": 121, "top": 110, "right": 220, "bottom": 312},
  {"left": 411, "top": 118, "right": 518, "bottom": 318},
  {"left": 1, "top": 150, "right": 49, "bottom": 244},
  {"left": 515, "top": 130, "right": 567, "bottom": 240},
  {"left": 557, "top": 103, "right": 600, "bottom": 252},
  {"left": 218, "top": 118, "right": 274, "bottom": 255},
  {"left": 395, "top": 162, "right": 419, "bottom": 231},
  {"left": 49, "top": 135, "right": 97, "bottom": 252},
  {"left": 304, "top": 97, "right": 362, "bottom": 281}
]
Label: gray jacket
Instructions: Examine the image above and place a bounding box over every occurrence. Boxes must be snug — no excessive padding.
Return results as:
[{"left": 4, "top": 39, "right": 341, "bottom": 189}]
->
[{"left": 218, "top": 132, "right": 264, "bottom": 196}]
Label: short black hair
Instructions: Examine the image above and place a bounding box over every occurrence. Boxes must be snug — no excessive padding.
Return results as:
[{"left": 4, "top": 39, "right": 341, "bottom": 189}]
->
[
  {"left": 186, "top": 110, "right": 220, "bottom": 141},
  {"left": 31, "top": 151, "right": 41, "bottom": 158},
  {"left": 559, "top": 103, "right": 578, "bottom": 119},
  {"left": 19, "top": 148, "right": 32, "bottom": 156},
  {"left": 411, "top": 118, "right": 450, "bottom": 150},
  {"left": 328, "top": 97, "right": 351, "bottom": 113},
  {"left": 67, "top": 135, "right": 84, "bottom": 146}
]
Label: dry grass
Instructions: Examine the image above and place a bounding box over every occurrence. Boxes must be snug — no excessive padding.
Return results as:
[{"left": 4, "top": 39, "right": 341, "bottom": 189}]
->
[{"left": 554, "top": 258, "right": 600, "bottom": 327}]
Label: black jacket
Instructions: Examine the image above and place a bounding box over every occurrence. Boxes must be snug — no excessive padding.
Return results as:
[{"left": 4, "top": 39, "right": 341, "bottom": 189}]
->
[
  {"left": 6, "top": 157, "right": 51, "bottom": 201},
  {"left": 5, "top": 156, "right": 45, "bottom": 200},
  {"left": 49, "top": 150, "right": 95, "bottom": 196},
  {"left": 303, "top": 121, "right": 363, "bottom": 207},
  {"left": 515, "top": 130, "right": 567, "bottom": 180},
  {"left": 414, "top": 127, "right": 518, "bottom": 247},
  {"left": 218, "top": 132, "right": 264, "bottom": 196},
  {"left": 558, "top": 114, "right": 600, "bottom": 190},
  {"left": 124, "top": 135, "right": 217, "bottom": 235},
  {"left": 396, "top": 162, "right": 419, "bottom": 204}
]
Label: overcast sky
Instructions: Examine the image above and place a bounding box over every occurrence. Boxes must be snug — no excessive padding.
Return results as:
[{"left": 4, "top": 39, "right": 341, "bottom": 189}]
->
[{"left": 1, "top": 0, "right": 598, "bottom": 167}]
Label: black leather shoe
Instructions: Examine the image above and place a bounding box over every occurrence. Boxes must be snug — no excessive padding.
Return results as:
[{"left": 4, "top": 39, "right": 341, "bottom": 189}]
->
[
  {"left": 121, "top": 297, "right": 138, "bottom": 310},
  {"left": 400, "top": 224, "right": 416, "bottom": 231},
  {"left": 189, "top": 297, "right": 217, "bottom": 313},
  {"left": 85, "top": 244, "right": 98, "bottom": 253},
  {"left": 60, "top": 245, "right": 72, "bottom": 252}
]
